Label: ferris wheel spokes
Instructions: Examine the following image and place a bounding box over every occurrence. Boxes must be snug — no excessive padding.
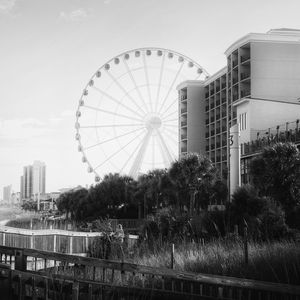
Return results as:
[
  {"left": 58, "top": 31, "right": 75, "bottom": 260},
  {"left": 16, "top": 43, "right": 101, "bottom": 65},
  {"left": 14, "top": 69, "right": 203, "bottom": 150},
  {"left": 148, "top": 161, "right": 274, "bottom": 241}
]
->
[
  {"left": 92, "top": 86, "right": 144, "bottom": 119},
  {"left": 94, "top": 129, "right": 146, "bottom": 171},
  {"left": 160, "top": 95, "right": 179, "bottom": 117},
  {"left": 123, "top": 57, "right": 149, "bottom": 115},
  {"left": 80, "top": 123, "right": 144, "bottom": 129},
  {"left": 142, "top": 51, "right": 153, "bottom": 113},
  {"left": 157, "top": 61, "right": 184, "bottom": 114},
  {"left": 156, "top": 129, "right": 173, "bottom": 163},
  {"left": 154, "top": 52, "right": 166, "bottom": 113},
  {"left": 84, "top": 105, "right": 142, "bottom": 122},
  {"left": 162, "top": 109, "right": 178, "bottom": 121},
  {"left": 103, "top": 69, "right": 146, "bottom": 117},
  {"left": 163, "top": 126, "right": 178, "bottom": 137},
  {"left": 83, "top": 127, "right": 145, "bottom": 151},
  {"left": 120, "top": 133, "right": 148, "bottom": 173},
  {"left": 162, "top": 129, "right": 178, "bottom": 148}
]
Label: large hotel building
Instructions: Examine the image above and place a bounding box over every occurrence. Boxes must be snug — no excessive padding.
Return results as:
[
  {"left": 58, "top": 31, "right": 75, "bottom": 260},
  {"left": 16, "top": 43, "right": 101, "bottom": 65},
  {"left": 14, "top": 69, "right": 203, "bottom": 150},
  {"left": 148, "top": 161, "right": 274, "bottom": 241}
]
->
[{"left": 178, "top": 28, "right": 300, "bottom": 195}]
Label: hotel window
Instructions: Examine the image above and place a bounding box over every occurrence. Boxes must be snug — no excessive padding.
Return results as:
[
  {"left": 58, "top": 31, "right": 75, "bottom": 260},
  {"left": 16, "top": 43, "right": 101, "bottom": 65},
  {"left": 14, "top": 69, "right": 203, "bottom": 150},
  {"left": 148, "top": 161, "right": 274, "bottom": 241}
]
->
[{"left": 239, "top": 112, "right": 247, "bottom": 131}]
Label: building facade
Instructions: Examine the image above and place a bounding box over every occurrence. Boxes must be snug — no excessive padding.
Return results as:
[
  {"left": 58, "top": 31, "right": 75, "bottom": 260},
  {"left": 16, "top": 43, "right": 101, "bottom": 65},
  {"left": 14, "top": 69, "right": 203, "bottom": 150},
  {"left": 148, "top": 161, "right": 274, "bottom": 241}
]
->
[
  {"left": 20, "top": 161, "right": 46, "bottom": 201},
  {"left": 177, "top": 28, "right": 300, "bottom": 195},
  {"left": 3, "top": 185, "right": 12, "bottom": 204}
]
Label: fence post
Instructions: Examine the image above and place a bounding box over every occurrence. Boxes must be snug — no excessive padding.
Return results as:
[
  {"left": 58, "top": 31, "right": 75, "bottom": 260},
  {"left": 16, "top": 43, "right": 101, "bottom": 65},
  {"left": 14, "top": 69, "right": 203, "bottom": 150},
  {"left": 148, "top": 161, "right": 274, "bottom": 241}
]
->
[
  {"left": 53, "top": 235, "right": 57, "bottom": 252},
  {"left": 69, "top": 235, "right": 73, "bottom": 254},
  {"left": 170, "top": 243, "right": 175, "bottom": 269},
  {"left": 85, "top": 235, "right": 89, "bottom": 253},
  {"left": 72, "top": 281, "right": 79, "bottom": 300},
  {"left": 30, "top": 233, "right": 34, "bottom": 249},
  {"left": 243, "top": 226, "right": 248, "bottom": 265}
]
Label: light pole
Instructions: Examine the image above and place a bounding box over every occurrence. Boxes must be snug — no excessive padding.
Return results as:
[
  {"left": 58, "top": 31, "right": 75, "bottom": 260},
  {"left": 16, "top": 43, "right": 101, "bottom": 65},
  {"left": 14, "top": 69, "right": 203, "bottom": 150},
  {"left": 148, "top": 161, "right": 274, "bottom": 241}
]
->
[{"left": 189, "top": 185, "right": 197, "bottom": 216}]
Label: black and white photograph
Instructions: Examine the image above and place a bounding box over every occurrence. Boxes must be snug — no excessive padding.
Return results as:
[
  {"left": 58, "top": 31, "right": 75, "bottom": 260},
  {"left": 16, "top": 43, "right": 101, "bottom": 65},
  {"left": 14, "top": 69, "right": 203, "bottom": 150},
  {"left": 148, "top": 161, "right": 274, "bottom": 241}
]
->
[{"left": 0, "top": 0, "right": 300, "bottom": 299}]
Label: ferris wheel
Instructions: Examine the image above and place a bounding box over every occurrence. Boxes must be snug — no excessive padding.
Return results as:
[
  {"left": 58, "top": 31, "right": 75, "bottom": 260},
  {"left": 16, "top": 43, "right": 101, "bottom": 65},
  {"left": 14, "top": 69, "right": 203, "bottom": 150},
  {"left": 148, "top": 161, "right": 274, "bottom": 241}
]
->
[{"left": 75, "top": 47, "right": 209, "bottom": 182}]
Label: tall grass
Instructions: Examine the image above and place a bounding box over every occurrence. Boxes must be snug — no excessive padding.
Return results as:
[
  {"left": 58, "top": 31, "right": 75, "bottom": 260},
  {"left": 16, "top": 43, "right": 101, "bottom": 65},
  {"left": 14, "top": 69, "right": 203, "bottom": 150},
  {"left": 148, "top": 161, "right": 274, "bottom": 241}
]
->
[{"left": 133, "top": 238, "right": 300, "bottom": 285}]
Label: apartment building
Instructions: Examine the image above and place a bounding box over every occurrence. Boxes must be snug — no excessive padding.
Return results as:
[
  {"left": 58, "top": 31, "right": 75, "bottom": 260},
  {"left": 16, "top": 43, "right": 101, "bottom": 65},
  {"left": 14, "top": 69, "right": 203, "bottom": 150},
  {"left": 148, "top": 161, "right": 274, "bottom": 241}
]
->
[
  {"left": 178, "top": 28, "right": 300, "bottom": 194},
  {"left": 20, "top": 160, "right": 46, "bottom": 201}
]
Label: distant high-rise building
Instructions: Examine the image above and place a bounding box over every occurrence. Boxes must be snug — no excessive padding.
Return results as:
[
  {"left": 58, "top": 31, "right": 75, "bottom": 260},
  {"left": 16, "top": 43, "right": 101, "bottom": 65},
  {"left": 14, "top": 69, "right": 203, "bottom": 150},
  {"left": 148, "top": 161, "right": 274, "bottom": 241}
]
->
[
  {"left": 3, "top": 185, "right": 12, "bottom": 203},
  {"left": 32, "top": 160, "right": 46, "bottom": 195},
  {"left": 20, "top": 161, "right": 46, "bottom": 200}
]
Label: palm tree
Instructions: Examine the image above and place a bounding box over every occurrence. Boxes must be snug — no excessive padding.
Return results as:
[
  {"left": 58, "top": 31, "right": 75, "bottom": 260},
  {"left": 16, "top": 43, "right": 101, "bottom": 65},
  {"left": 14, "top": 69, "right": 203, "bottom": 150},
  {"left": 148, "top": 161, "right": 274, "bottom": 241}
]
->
[{"left": 168, "top": 152, "right": 217, "bottom": 214}]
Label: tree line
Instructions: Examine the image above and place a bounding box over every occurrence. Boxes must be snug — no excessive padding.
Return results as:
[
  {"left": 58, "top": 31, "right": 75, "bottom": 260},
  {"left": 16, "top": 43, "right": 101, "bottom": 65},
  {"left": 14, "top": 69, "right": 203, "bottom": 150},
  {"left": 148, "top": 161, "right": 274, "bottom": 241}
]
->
[
  {"left": 56, "top": 153, "right": 227, "bottom": 222},
  {"left": 56, "top": 142, "right": 300, "bottom": 240}
]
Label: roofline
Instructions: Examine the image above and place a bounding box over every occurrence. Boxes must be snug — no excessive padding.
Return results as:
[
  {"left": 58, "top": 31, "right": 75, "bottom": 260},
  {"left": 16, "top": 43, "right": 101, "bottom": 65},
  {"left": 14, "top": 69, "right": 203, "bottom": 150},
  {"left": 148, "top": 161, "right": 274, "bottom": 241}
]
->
[
  {"left": 176, "top": 80, "right": 204, "bottom": 90},
  {"left": 233, "top": 97, "right": 300, "bottom": 107},
  {"left": 225, "top": 32, "right": 300, "bottom": 56},
  {"left": 203, "top": 67, "right": 227, "bottom": 85}
]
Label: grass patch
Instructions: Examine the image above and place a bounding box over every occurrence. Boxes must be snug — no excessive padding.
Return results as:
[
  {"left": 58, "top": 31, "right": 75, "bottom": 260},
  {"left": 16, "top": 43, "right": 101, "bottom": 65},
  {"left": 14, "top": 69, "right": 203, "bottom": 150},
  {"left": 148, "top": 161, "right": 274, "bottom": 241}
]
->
[{"left": 133, "top": 239, "right": 300, "bottom": 285}]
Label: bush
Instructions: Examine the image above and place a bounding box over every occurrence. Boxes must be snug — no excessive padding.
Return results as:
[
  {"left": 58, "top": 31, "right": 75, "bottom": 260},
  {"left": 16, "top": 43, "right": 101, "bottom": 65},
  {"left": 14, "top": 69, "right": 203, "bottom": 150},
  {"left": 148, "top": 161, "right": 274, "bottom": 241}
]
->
[
  {"left": 259, "top": 199, "right": 289, "bottom": 240},
  {"left": 196, "top": 210, "right": 227, "bottom": 239},
  {"left": 229, "top": 185, "right": 290, "bottom": 240},
  {"left": 139, "top": 208, "right": 193, "bottom": 247}
]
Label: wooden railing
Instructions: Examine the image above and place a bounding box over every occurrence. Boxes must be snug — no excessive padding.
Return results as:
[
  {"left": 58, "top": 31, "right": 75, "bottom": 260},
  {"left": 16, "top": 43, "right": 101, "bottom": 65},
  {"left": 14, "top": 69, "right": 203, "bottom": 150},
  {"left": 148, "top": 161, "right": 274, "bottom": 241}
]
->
[
  {"left": 0, "top": 225, "right": 138, "bottom": 254},
  {"left": 0, "top": 245, "right": 300, "bottom": 299}
]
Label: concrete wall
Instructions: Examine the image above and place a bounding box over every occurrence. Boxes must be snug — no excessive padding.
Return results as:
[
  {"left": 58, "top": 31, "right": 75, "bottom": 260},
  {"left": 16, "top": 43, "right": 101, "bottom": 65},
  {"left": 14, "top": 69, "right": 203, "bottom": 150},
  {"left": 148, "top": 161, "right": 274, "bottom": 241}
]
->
[
  {"left": 187, "top": 84, "right": 206, "bottom": 154},
  {"left": 251, "top": 42, "right": 300, "bottom": 102}
]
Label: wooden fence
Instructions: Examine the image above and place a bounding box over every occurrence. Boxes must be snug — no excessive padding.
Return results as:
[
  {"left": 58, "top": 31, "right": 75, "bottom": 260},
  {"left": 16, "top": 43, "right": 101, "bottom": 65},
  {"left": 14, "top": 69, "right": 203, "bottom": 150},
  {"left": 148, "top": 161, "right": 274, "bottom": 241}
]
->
[
  {"left": 0, "top": 225, "right": 138, "bottom": 254},
  {"left": 0, "top": 245, "right": 299, "bottom": 299}
]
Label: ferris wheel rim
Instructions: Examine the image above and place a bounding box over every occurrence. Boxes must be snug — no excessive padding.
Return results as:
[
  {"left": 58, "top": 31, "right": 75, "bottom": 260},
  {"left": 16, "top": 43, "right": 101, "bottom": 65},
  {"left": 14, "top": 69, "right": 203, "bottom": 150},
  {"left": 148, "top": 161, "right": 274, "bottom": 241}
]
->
[{"left": 75, "top": 47, "right": 210, "bottom": 182}]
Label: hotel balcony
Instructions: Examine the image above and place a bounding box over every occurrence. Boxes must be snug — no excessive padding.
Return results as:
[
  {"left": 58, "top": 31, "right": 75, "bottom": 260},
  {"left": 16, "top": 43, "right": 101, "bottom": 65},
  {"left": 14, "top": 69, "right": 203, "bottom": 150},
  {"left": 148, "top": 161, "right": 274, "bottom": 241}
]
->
[
  {"left": 241, "top": 55, "right": 250, "bottom": 63},
  {"left": 180, "top": 94, "right": 187, "bottom": 101},
  {"left": 181, "top": 134, "right": 187, "bottom": 141},
  {"left": 241, "top": 89, "right": 251, "bottom": 98},
  {"left": 180, "top": 106, "right": 187, "bottom": 114},
  {"left": 240, "top": 72, "right": 250, "bottom": 81},
  {"left": 181, "top": 120, "right": 187, "bottom": 127}
]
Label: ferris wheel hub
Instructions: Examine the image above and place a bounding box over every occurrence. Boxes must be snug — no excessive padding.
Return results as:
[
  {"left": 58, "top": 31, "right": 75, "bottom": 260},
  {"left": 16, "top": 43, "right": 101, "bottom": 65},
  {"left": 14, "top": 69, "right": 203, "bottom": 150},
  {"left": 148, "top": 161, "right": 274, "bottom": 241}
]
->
[{"left": 145, "top": 115, "right": 162, "bottom": 130}]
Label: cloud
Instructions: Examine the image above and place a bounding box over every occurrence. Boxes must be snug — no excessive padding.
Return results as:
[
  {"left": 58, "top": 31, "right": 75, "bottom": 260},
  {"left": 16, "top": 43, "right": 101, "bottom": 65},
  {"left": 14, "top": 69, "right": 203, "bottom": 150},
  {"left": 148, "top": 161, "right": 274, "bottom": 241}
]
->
[
  {"left": 0, "top": 118, "right": 55, "bottom": 148},
  {"left": 21, "top": 118, "right": 47, "bottom": 129},
  {"left": 0, "top": 0, "right": 16, "bottom": 14},
  {"left": 0, "top": 113, "right": 75, "bottom": 149},
  {"left": 59, "top": 8, "right": 88, "bottom": 22},
  {"left": 104, "top": 0, "right": 112, "bottom": 4},
  {"left": 61, "top": 109, "right": 74, "bottom": 117}
]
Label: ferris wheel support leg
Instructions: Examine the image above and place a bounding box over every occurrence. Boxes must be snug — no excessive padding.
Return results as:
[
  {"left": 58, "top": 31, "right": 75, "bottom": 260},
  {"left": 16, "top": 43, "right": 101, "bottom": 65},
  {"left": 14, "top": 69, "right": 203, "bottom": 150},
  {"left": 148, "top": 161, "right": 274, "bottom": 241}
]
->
[
  {"left": 129, "top": 129, "right": 152, "bottom": 178},
  {"left": 156, "top": 129, "right": 173, "bottom": 165}
]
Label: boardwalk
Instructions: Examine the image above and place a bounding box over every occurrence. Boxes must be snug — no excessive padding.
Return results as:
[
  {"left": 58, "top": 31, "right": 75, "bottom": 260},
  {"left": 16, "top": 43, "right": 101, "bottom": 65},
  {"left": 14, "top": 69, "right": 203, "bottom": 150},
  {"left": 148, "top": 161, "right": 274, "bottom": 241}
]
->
[{"left": 0, "top": 245, "right": 300, "bottom": 299}]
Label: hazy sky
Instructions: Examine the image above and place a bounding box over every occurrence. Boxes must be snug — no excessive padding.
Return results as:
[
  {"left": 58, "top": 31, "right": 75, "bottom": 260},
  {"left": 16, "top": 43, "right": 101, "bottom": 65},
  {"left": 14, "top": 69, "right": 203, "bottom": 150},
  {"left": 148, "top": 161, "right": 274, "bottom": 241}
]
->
[{"left": 1, "top": 0, "right": 300, "bottom": 194}]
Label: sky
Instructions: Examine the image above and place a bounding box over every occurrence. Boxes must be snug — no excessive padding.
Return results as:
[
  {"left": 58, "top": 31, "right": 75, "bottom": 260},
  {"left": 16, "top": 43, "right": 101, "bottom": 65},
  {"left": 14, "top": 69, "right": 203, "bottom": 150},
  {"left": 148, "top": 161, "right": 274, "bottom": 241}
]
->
[{"left": 1, "top": 0, "right": 300, "bottom": 194}]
